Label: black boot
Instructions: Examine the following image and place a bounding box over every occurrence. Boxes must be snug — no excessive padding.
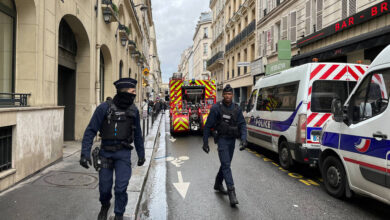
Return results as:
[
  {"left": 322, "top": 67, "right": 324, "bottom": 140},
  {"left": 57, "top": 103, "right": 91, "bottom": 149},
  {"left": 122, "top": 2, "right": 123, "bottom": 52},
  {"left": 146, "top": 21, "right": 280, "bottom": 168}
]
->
[
  {"left": 214, "top": 180, "right": 228, "bottom": 194},
  {"left": 114, "top": 216, "right": 123, "bottom": 220},
  {"left": 227, "top": 186, "right": 239, "bottom": 207},
  {"left": 97, "top": 204, "right": 110, "bottom": 220}
]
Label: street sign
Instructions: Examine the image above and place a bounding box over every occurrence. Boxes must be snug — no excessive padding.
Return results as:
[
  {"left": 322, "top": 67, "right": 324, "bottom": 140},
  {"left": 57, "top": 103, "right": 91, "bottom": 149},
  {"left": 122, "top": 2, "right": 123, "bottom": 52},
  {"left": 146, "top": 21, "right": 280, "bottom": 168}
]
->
[
  {"left": 266, "top": 60, "right": 291, "bottom": 75},
  {"left": 278, "top": 40, "right": 292, "bottom": 60},
  {"left": 237, "top": 62, "right": 251, "bottom": 67},
  {"left": 143, "top": 68, "right": 149, "bottom": 76}
]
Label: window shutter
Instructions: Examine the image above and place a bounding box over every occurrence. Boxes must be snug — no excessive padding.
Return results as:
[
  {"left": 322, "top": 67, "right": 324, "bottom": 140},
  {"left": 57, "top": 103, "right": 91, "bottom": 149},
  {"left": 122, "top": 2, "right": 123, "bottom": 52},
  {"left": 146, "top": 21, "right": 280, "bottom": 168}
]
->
[
  {"left": 305, "top": 1, "right": 311, "bottom": 36},
  {"left": 349, "top": 0, "right": 356, "bottom": 15},
  {"left": 317, "top": 0, "right": 323, "bottom": 30},
  {"left": 342, "top": 0, "right": 347, "bottom": 19},
  {"left": 259, "top": 32, "right": 263, "bottom": 57},
  {"left": 282, "top": 16, "right": 288, "bottom": 40},
  {"left": 290, "top": 11, "right": 297, "bottom": 43},
  {"left": 263, "top": 31, "right": 266, "bottom": 56},
  {"left": 271, "top": 26, "right": 275, "bottom": 51}
]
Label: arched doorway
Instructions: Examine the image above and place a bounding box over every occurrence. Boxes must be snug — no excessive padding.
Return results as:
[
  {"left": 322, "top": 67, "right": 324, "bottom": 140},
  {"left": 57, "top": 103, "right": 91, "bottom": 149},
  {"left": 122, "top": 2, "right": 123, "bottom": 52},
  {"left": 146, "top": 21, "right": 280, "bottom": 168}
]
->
[
  {"left": 0, "top": 0, "right": 16, "bottom": 95},
  {"left": 100, "top": 44, "right": 113, "bottom": 100},
  {"left": 58, "top": 19, "right": 77, "bottom": 141}
]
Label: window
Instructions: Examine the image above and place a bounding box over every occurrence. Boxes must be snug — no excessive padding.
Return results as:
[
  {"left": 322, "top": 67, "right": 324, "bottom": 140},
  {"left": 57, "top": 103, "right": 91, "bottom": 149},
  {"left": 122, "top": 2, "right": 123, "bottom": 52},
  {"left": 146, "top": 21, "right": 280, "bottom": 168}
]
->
[
  {"left": 0, "top": 126, "right": 12, "bottom": 172},
  {"left": 273, "top": 82, "right": 299, "bottom": 111},
  {"left": 0, "top": 0, "right": 15, "bottom": 94},
  {"left": 350, "top": 69, "right": 390, "bottom": 123},
  {"left": 204, "top": 27, "right": 208, "bottom": 38},
  {"left": 246, "top": 89, "right": 258, "bottom": 112},
  {"left": 203, "top": 60, "right": 207, "bottom": 71},
  {"left": 256, "top": 87, "right": 275, "bottom": 111},
  {"left": 203, "top": 43, "right": 208, "bottom": 55},
  {"left": 311, "top": 80, "right": 357, "bottom": 113},
  {"left": 119, "top": 60, "right": 123, "bottom": 79}
]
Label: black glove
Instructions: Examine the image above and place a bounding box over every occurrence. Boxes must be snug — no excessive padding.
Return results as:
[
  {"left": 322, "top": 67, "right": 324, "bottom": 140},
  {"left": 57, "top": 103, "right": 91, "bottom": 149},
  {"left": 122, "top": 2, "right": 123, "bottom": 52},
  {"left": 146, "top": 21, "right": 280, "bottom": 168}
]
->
[
  {"left": 80, "top": 156, "right": 92, "bottom": 169},
  {"left": 138, "top": 157, "right": 146, "bottom": 166},
  {"left": 239, "top": 140, "right": 248, "bottom": 151},
  {"left": 202, "top": 143, "right": 210, "bottom": 154}
]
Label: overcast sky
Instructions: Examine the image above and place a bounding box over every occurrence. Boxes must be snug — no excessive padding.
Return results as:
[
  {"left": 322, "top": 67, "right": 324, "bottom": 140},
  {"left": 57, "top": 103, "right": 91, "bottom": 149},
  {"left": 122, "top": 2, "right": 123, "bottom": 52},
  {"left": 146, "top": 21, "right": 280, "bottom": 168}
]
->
[{"left": 151, "top": 0, "right": 210, "bottom": 83}]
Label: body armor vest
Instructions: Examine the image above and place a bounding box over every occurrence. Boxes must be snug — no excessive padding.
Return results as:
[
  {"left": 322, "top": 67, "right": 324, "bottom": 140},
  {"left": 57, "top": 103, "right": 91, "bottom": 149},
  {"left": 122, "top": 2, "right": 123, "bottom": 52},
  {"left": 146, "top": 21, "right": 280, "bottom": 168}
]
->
[
  {"left": 100, "top": 101, "right": 137, "bottom": 143},
  {"left": 216, "top": 101, "right": 241, "bottom": 138}
]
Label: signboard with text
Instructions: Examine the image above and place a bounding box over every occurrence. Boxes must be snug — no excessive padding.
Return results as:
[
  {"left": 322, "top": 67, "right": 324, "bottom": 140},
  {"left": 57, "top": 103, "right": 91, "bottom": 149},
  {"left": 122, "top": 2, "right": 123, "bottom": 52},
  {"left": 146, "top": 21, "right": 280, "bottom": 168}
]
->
[
  {"left": 265, "top": 60, "right": 291, "bottom": 75},
  {"left": 297, "top": 0, "right": 390, "bottom": 47},
  {"left": 278, "top": 40, "right": 291, "bottom": 60}
]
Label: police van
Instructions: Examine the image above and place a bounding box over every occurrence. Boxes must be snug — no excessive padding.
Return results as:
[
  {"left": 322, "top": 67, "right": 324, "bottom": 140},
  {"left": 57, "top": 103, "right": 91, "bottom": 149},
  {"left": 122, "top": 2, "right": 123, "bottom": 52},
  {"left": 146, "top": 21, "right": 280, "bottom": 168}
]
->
[
  {"left": 319, "top": 45, "right": 390, "bottom": 204},
  {"left": 245, "top": 62, "right": 368, "bottom": 169}
]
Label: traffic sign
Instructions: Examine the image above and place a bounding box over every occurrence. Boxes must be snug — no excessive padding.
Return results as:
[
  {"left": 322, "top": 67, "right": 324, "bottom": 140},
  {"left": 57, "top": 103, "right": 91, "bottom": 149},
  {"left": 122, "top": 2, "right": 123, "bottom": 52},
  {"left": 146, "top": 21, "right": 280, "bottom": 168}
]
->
[{"left": 143, "top": 68, "right": 149, "bottom": 76}]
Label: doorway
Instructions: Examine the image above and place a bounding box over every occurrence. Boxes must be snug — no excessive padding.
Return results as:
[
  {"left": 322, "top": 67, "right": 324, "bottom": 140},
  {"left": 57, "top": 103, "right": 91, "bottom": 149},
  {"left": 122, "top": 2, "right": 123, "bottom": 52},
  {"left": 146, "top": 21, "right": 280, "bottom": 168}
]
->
[{"left": 58, "top": 65, "right": 76, "bottom": 141}]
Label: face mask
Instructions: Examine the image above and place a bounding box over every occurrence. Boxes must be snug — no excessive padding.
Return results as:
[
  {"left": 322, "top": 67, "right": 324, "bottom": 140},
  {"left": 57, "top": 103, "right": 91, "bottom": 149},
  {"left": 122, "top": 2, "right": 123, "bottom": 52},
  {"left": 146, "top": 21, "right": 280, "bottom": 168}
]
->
[{"left": 113, "top": 92, "right": 136, "bottom": 109}]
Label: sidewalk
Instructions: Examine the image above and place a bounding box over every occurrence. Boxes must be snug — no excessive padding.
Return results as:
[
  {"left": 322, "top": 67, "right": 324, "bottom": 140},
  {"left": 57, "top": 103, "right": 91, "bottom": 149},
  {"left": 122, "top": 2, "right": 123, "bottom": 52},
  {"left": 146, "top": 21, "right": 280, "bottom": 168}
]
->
[{"left": 0, "top": 114, "right": 163, "bottom": 220}]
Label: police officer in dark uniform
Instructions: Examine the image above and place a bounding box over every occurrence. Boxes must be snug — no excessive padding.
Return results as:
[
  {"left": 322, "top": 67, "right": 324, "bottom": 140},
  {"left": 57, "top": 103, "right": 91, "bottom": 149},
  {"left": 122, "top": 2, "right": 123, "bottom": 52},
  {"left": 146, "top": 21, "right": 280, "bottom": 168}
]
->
[
  {"left": 202, "top": 84, "right": 248, "bottom": 207},
  {"left": 80, "top": 78, "right": 145, "bottom": 220}
]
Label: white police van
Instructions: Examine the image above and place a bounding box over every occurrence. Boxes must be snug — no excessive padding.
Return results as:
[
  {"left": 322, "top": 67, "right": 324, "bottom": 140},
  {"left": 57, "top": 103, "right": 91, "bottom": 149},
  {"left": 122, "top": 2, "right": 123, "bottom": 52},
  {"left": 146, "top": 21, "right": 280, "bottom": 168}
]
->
[
  {"left": 319, "top": 45, "right": 390, "bottom": 204},
  {"left": 245, "top": 62, "right": 368, "bottom": 169}
]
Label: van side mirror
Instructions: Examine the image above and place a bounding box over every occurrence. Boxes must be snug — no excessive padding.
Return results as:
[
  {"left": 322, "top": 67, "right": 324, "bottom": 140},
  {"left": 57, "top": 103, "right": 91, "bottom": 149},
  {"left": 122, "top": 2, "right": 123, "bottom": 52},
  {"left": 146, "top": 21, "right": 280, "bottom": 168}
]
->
[{"left": 331, "top": 98, "right": 343, "bottom": 122}]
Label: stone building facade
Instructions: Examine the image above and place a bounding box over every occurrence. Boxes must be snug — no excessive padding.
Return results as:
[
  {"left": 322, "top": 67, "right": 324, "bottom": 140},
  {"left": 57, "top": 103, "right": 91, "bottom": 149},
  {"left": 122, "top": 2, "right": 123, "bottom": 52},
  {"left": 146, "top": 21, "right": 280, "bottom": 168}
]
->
[
  {"left": 192, "top": 12, "right": 212, "bottom": 79},
  {"left": 0, "top": 0, "right": 160, "bottom": 191}
]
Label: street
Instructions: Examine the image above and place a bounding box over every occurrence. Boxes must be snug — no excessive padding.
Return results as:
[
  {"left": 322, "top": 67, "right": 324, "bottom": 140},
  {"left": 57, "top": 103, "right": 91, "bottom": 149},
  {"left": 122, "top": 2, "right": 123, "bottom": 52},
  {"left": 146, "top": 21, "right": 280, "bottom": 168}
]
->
[{"left": 140, "top": 115, "right": 390, "bottom": 219}]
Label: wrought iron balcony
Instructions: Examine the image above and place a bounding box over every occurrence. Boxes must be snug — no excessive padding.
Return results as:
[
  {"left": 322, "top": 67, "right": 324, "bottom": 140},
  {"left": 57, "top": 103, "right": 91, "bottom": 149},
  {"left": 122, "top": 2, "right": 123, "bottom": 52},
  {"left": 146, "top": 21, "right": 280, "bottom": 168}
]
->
[
  {"left": 225, "top": 20, "right": 255, "bottom": 52},
  {"left": 207, "top": 51, "right": 224, "bottom": 68},
  {"left": 0, "top": 93, "right": 30, "bottom": 107}
]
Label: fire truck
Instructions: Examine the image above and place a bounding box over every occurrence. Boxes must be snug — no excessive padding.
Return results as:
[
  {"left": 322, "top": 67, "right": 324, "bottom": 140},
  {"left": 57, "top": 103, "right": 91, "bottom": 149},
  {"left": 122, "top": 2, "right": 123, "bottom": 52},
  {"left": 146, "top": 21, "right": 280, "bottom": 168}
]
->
[{"left": 169, "top": 74, "right": 217, "bottom": 135}]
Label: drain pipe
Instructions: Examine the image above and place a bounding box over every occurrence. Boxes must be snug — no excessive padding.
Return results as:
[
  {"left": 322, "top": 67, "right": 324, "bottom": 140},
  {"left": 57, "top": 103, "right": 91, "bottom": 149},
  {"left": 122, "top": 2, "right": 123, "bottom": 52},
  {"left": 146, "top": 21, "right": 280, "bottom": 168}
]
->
[{"left": 95, "top": 0, "right": 101, "bottom": 106}]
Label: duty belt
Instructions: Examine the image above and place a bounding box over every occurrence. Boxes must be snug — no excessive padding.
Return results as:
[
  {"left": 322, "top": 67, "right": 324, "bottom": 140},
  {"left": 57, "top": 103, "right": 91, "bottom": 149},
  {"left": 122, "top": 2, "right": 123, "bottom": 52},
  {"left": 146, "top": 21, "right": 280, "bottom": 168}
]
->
[{"left": 102, "top": 145, "right": 124, "bottom": 151}]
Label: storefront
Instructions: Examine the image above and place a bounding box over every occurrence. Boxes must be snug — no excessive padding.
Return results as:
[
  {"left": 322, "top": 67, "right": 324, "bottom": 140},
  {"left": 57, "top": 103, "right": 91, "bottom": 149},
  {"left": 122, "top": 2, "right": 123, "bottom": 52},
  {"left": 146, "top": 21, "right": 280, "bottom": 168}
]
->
[{"left": 293, "top": 0, "right": 390, "bottom": 66}]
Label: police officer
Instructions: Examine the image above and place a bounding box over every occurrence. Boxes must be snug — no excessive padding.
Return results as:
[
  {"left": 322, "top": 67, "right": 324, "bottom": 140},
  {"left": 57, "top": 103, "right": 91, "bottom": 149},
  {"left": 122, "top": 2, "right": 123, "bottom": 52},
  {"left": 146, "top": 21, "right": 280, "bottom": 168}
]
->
[
  {"left": 202, "top": 84, "right": 248, "bottom": 207},
  {"left": 80, "top": 78, "right": 145, "bottom": 220}
]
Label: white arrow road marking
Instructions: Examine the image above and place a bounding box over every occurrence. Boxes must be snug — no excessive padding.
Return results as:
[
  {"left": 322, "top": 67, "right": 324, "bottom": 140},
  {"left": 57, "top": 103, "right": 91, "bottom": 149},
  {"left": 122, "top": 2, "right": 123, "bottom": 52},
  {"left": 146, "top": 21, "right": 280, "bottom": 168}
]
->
[
  {"left": 169, "top": 137, "right": 176, "bottom": 142},
  {"left": 173, "top": 171, "right": 190, "bottom": 199}
]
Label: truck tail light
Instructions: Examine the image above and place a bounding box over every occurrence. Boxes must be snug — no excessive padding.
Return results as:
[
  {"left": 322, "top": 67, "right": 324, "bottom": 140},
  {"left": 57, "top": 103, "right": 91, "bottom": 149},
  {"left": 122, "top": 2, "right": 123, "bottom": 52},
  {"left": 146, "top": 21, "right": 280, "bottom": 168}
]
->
[{"left": 296, "top": 114, "right": 307, "bottom": 144}]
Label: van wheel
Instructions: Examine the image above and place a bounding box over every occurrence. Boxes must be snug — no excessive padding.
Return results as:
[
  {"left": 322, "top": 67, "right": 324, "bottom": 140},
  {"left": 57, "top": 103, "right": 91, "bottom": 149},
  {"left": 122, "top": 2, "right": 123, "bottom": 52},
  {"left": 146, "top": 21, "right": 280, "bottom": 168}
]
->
[
  {"left": 279, "top": 141, "right": 293, "bottom": 170},
  {"left": 322, "top": 156, "right": 346, "bottom": 198}
]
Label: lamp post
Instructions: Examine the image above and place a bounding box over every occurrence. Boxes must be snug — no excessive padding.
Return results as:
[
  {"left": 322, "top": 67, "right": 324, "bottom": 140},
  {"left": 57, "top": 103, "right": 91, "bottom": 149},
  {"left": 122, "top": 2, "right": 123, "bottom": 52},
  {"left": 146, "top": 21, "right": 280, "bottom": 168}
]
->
[{"left": 102, "top": 8, "right": 112, "bottom": 24}]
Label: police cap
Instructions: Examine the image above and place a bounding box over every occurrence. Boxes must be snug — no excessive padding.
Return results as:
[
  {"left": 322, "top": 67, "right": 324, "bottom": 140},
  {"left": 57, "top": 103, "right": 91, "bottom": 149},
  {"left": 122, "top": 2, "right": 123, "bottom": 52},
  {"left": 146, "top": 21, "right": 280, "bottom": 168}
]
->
[
  {"left": 113, "top": 78, "right": 137, "bottom": 89},
  {"left": 223, "top": 84, "right": 233, "bottom": 93}
]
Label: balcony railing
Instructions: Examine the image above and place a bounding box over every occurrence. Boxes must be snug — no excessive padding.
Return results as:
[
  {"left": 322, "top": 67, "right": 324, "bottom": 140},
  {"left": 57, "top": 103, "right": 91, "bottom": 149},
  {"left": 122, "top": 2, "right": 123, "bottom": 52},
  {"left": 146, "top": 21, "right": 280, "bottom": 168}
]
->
[
  {"left": 226, "top": 20, "right": 255, "bottom": 52},
  {"left": 207, "top": 51, "right": 224, "bottom": 67},
  {"left": 0, "top": 93, "right": 30, "bottom": 107}
]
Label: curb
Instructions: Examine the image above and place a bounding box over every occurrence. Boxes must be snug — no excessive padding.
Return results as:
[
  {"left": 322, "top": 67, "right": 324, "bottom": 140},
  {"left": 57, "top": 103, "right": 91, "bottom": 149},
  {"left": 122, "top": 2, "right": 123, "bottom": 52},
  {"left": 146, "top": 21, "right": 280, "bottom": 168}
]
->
[{"left": 109, "top": 113, "right": 163, "bottom": 219}]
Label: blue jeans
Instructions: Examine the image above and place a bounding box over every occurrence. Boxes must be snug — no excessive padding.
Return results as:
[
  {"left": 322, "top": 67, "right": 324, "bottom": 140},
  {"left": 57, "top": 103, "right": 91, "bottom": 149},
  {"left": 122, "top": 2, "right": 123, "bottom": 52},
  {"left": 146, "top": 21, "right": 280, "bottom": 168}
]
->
[
  {"left": 216, "top": 137, "right": 236, "bottom": 187},
  {"left": 99, "top": 149, "right": 132, "bottom": 216}
]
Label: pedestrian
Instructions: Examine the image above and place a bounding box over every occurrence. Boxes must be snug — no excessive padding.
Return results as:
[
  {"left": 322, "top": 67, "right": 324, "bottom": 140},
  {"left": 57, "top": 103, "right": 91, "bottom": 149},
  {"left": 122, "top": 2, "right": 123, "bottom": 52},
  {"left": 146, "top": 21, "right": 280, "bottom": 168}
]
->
[
  {"left": 202, "top": 84, "right": 248, "bottom": 207},
  {"left": 80, "top": 78, "right": 145, "bottom": 220}
]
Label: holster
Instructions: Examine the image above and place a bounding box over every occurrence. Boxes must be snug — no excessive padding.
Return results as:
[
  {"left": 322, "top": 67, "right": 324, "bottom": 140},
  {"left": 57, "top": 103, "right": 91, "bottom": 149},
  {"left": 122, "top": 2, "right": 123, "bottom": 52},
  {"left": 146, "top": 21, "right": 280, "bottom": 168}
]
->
[{"left": 92, "top": 147, "right": 102, "bottom": 171}]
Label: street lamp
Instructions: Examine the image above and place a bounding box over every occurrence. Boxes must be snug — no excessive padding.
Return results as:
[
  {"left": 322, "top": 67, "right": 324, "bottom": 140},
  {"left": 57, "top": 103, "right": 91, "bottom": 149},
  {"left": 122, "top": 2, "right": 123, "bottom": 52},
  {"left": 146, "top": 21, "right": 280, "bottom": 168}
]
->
[
  {"left": 103, "top": 8, "right": 112, "bottom": 24},
  {"left": 120, "top": 36, "right": 127, "bottom": 47}
]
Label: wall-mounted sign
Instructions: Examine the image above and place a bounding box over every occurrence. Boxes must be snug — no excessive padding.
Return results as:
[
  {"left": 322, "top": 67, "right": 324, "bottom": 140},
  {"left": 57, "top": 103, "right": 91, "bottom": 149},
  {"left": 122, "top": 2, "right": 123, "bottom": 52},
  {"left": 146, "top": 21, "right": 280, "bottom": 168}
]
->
[
  {"left": 265, "top": 60, "right": 291, "bottom": 75},
  {"left": 237, "top": 62, "right": 251, "bottom": 67},
  {"left": 278, "top": 40, "right": 291, "bottom": 60},
  {"left": 297, "top": 0, "right": 390, "bottom": 47}
]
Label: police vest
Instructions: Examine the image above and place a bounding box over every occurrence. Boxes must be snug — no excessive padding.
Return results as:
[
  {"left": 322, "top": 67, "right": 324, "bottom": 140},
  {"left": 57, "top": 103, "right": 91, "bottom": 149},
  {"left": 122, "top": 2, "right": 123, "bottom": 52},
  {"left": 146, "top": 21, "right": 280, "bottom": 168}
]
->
[
  {"left": 100, "top": 101, "right": 137, "bottom": 143},
  {"left": 216, "top": 101, "right": 241, "bottom": 138}
]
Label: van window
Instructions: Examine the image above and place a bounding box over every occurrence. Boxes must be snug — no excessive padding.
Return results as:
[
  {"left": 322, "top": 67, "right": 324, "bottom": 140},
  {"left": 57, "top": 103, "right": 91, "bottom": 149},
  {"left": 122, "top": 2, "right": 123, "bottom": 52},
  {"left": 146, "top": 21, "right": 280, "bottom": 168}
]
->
[
  {"left": 256, "top": 87, "right": 276, "bottom": 111},
  {"left": 311, "top": 80, "right": 357, "bottom": 113},
  {"left": 246, "top": 89, "right": 258, "bottom": 112},
  {"left": 273, "top": 82, "right": 299, "bottom": 111},
  {"left": 350, "top": 69, "right": 390, "bottom": 123}
]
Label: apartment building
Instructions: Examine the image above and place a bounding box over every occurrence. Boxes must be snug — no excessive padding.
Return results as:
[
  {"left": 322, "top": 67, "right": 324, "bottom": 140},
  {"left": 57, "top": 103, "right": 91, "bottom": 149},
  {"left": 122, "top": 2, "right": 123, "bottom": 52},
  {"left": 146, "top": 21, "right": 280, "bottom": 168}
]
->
[
  {"left": 0, "top": 0, "right": 160, "bottom": 191},
  {"left": 178, "top": 46, "right": 193, "bottom": 79},
  {"left": 208, "top": 0, "right": 226, "bottom": 98},
  {"left": 224, "top": 0, "right": 257, "bottom": 105},
  {"left": 254, "top": 0, "right": 390, "bottom": 79},
  {"left": 193, "top": 12, "right": 213, "bottom": 79}
]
